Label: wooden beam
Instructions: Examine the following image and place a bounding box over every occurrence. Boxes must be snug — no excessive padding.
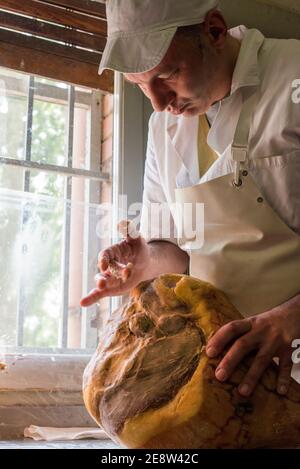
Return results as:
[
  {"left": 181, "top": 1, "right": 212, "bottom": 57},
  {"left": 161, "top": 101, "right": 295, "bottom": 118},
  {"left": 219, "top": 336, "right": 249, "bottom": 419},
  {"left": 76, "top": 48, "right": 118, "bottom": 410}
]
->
[
  {"left": 0, "top": 10, "right": 107, "bottom": 52},
  {"left": 38, "top": 0, "right": 107, "bottom": 18},
  {"left": 0, "top": 39, "right": 113, "bottom": 93},
  {"left": 0, "top": 28, "right": 102, "bottom": 65},
  {"left": 0, "top": 0, "right": 107, "bottom": 35}
]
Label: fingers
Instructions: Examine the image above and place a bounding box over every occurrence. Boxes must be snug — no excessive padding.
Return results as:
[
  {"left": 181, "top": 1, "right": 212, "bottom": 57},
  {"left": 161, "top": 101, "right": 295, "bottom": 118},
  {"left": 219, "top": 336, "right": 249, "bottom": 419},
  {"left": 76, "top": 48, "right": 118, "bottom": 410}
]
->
[
  {"left": 107, "top": 259, "right": 133, "bottom": 282},
  {"left": 80, "top": 288, "right": 103, "bottom": 307},
  {"left": 94, "top": 272, "right": 123, "bottom": 292},
  {"left": 206, "top": 319, "right": 252, "bottom": 358},
  {"left": 97, "top": 219, "right": 141, "bottom": 274},
  {"left": 98, "top": 245, "right": 123, "bottom": 272},
  {"left": 237, "top": 345, "right": 276, "bottom": 397},
  {"left": 277, "top": 350, "right": 293, "bottom": 395},
  {"left": 97, "top": 237, "right": 135, "bottom": 274},
  {"left": 214, "top": 333, "right": 258, "bottom": 384},
  {"left": 80, "top": 273, "right": 123, "bottom": 307},
  {"left": 205, "top": 314, "right": 295, "bottom": 398},
  {"left": 98, "top": 247, "right": 116, "bottom": 272},
  {"left": 98, "top": 251, "right": 110, "bottom": 272},
  {"left": 82, "top": 220, "right": 141, "bottom": 308}
]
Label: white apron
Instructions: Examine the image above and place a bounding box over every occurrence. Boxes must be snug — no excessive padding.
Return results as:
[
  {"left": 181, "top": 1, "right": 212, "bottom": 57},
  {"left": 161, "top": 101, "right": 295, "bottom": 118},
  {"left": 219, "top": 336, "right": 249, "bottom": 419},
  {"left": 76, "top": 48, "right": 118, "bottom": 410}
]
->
[{"left": 175, "top": 87, "right": 300, "bottom": 318}]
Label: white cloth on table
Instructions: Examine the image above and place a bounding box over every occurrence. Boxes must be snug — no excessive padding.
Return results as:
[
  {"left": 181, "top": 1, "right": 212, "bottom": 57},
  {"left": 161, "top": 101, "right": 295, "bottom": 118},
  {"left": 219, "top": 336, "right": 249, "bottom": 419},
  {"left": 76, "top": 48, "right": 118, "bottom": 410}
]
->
[{"left": 24, "top": 425, "right": 109, "bottom": 441}]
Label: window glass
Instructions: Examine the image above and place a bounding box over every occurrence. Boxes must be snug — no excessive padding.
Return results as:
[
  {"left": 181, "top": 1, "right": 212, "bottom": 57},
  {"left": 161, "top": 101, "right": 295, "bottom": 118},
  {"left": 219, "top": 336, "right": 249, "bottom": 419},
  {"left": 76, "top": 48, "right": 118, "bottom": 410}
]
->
[{"left": 0, "top": 67, "right": 113, "bottom": 354}]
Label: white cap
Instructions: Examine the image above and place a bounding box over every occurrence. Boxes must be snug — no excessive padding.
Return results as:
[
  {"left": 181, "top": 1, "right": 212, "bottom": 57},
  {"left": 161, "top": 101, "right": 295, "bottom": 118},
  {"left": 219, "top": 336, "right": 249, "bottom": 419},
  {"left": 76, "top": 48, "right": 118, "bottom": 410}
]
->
[{"left": 99, "top": 0, "right": 220, "bottom": 75}]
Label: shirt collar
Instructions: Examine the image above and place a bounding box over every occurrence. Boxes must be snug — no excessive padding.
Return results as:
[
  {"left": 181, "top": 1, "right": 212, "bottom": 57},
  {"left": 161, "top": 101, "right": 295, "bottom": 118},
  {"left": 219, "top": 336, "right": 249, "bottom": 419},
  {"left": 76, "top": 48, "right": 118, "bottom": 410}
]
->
[
  {"left": 204, "top": 27, "right": 265, "bottom": 155},
  {"left": 229, "top": 26, "right": 265, "bottom": 94}
]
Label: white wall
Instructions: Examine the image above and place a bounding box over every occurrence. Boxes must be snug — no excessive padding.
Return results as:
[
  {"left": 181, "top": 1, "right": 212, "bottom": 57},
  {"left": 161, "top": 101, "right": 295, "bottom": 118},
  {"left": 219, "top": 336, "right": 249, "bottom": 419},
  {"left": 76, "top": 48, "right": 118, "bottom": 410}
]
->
[
  {"left": 122, "top": 82, "right": 152, "bottom": 207},
  {"left": 220, "top": 0, "right": 300, "bottom": 39}
]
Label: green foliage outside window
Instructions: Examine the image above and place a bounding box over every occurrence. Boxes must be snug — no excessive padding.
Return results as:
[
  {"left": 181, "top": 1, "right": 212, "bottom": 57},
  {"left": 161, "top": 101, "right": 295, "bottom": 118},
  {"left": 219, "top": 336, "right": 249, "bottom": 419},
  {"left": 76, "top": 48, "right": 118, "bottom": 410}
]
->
[{"left": 0, "top": 72, "right": 69, "bottom": 348}]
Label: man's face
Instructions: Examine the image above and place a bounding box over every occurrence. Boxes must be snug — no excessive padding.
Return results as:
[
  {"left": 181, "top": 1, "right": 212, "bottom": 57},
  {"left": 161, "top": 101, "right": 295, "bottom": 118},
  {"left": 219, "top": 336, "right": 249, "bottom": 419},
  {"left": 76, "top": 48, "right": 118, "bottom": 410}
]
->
[{"left": 124, "top": 26, "right": 232, "bottom": 117}]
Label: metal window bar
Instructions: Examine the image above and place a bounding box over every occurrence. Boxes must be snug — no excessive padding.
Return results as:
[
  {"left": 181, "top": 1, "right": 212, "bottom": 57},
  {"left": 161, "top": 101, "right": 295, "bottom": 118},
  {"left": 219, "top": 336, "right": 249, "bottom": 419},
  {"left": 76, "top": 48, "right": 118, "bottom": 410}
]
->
[
  {"left": 0, "top": 73, "right": 93, "bottom": 108},
  {"left": 0, "top": 156, "right": 109, "bottom": 182},
  {"left": 24, "top": 76, "right": 34, "bottom": 192},
  {"left": 60, "top": 84, "right": 75, "bottom": 349},
  {"left": 15, "top": 75, "right": 35, "bottom": 347}
]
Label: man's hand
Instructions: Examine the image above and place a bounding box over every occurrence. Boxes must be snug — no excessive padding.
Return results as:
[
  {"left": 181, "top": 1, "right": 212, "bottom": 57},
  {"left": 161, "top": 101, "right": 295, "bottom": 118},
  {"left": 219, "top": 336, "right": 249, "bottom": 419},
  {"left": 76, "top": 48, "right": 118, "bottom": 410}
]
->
[
  {"left": 80, "top": 221, "right": 151, "bottom": 307},
  {"left": 80, "top": 220, "right": 189, "bottom": 308},
  {"left": 206, "top": 294, "right": 300, "bottom": 397}
]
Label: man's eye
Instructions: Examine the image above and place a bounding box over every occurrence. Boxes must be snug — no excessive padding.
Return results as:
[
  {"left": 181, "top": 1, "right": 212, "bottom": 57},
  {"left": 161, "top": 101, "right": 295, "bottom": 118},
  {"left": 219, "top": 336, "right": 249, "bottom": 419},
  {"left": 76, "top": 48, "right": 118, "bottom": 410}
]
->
[{"left": 165, "top": 69, "right": 179, "bottom": 81}]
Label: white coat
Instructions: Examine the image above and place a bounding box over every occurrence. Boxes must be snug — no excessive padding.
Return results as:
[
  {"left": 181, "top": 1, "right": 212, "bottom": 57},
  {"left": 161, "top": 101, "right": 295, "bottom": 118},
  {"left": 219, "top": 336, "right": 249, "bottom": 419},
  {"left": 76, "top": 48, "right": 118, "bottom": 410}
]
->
[{"left": 139, "top": 26, "right": 300, "bottom": 245}]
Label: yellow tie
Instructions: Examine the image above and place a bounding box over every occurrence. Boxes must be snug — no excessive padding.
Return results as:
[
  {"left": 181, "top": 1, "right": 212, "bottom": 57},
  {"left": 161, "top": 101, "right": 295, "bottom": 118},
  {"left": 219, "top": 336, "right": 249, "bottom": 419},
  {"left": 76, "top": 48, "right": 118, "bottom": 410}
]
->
[{"left": 198, "top": 114, "right": 218, "bottom": 177}]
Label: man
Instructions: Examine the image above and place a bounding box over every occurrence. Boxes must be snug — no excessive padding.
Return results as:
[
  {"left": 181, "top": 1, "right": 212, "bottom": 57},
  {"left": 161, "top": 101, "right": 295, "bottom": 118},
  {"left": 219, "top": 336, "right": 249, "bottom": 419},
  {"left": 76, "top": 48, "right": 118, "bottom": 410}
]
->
[{"left": 81, "top": 0, "right": 300, "bottom": 399}]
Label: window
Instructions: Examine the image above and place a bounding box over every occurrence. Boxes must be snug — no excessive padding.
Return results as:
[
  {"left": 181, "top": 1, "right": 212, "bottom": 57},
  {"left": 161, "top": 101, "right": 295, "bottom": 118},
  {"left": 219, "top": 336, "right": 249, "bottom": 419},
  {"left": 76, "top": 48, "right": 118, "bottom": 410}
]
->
[
  {"left": 0, "top": 1, "right": 119, "bottom": 439},
  {"left": 0, "top": 66, "right": 113, "bottom": 355}
]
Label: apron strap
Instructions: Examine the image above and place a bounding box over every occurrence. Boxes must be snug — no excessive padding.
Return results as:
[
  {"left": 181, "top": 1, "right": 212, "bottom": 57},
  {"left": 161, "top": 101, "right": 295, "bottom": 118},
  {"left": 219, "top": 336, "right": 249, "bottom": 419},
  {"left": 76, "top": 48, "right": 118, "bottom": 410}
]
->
[{"left": 232, "top": 88, "right": 258, "bottom": 186}]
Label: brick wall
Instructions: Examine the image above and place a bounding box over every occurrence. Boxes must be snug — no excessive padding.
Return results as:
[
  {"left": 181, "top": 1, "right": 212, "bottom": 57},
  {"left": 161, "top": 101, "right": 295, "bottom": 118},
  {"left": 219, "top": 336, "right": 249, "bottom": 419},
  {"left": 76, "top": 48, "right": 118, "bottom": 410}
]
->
[{"left": 101, "top": 93, "right": 113, "bottom": 176}]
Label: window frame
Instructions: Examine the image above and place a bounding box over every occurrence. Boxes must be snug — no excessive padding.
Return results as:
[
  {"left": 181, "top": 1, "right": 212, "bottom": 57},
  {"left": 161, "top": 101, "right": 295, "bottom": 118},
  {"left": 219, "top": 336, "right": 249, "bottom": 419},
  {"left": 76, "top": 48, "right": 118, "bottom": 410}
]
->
[
  {"left": 0, "top": 69, "right": 115, "bottom": 438},
  {"left": 0, "top": 69, "right": 109, "bottom": 355}
]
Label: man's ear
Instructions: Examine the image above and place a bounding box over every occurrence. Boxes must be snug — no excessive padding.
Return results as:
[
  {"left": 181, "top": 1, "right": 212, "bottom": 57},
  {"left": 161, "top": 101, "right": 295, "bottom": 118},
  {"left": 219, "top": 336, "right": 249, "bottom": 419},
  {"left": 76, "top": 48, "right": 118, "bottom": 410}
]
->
[{"left": 203, "top": 10, "right": 227, "bottom": 49}]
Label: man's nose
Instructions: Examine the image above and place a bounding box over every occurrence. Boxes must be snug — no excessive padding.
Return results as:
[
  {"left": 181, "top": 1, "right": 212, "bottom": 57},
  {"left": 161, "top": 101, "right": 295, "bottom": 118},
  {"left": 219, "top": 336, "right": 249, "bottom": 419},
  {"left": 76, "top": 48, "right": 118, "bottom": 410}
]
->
[{"left": 145, "top": 83, "right": 176, "bottom": 112}]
